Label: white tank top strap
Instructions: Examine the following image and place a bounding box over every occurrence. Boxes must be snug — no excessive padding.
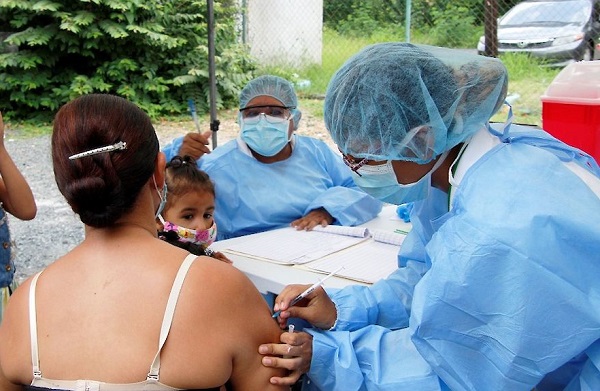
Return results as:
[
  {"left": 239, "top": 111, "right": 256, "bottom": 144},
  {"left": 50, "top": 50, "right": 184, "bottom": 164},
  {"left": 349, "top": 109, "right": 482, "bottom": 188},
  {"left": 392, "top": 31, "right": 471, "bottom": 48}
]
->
[
  {"left": 28, "top": 270, "right": 44, "bottom": 380},
  {"left": 147, "top": 253, "right": 198, "bottom": 381}
]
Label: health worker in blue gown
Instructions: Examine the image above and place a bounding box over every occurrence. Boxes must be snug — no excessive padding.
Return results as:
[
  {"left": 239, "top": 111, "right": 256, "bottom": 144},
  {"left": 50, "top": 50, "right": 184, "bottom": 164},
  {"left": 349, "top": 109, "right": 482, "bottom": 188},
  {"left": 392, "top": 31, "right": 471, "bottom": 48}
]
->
[
  {"left": 162, "top": 75, "right": 383, "bottom": 240},
  {"left": 258, "top": 43, "right": 600, "bottom": 391}
]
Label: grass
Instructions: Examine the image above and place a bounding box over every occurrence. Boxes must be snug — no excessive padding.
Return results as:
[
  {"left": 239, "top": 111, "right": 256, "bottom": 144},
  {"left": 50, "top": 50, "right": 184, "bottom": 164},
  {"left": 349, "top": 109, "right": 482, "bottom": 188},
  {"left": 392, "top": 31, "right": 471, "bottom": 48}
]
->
[{"left": 492, "top": 53, "right": 562, "bottom": 126}]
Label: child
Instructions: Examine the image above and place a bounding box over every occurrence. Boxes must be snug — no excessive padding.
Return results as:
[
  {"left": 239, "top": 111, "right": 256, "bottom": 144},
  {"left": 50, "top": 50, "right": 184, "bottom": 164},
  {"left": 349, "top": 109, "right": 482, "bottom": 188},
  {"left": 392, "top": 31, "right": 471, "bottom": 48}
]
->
[
  {"left": 0, "top": 112, "right": 37, "bottom": 323},
  {"left": 157, "top": 155, "right": 231, "bottom": 263}
]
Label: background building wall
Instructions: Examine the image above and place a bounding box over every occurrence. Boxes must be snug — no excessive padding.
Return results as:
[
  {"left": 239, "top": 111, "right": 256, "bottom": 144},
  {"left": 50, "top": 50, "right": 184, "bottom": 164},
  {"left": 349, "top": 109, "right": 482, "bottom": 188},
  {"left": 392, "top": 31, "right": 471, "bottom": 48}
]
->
[{"left": 245, "top": 0, "right": 323, "bottom": 67}]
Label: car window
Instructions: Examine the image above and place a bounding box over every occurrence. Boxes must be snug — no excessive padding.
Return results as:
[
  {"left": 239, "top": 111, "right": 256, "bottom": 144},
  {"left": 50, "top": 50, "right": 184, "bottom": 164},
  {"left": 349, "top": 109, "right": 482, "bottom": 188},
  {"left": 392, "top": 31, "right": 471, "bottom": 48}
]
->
[{"left": 501, "top": 0, "right": 592, "bottom": 25}]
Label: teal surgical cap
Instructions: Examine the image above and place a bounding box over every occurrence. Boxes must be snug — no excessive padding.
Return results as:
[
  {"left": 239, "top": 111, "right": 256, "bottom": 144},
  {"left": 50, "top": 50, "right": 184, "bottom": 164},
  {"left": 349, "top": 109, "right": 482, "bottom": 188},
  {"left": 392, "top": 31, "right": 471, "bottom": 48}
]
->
[
  {"left": 239, "top": 75, "right": 302, "bottom": 130},
  {"left": 324, "top": 43, "right": 508, "bottom": 163}
]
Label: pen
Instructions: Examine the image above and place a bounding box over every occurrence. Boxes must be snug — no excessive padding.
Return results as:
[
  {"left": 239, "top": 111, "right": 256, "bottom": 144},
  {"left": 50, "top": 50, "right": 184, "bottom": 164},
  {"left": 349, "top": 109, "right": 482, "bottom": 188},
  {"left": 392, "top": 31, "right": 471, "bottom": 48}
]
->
[{"left": 272, "top": 266, "right": 344, "bottom": 318}]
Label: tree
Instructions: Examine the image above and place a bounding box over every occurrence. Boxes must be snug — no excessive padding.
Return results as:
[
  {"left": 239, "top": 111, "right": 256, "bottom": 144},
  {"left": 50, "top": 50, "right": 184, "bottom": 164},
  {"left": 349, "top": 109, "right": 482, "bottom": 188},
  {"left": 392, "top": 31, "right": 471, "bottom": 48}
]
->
[{"left": 0, "top": 0, "right": 255, "bottom": 121}]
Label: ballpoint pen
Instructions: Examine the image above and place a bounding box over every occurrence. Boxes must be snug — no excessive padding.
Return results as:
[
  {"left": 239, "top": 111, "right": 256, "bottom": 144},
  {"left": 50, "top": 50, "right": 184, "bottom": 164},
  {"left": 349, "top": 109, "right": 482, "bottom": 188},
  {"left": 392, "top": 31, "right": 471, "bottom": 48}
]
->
[{"left": 272, "top": 266, "right": 344, "bottom": 318}]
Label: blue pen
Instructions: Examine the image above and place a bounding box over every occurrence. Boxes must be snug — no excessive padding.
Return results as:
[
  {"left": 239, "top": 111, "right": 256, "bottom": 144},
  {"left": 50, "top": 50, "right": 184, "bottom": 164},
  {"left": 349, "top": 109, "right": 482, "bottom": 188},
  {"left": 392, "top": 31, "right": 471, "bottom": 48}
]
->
[
  {"left": 187, "top": 98, "right": 202, "bottom": 133},
  {"left": 272, "top": 266, "right": 344, "bottom": 318}
]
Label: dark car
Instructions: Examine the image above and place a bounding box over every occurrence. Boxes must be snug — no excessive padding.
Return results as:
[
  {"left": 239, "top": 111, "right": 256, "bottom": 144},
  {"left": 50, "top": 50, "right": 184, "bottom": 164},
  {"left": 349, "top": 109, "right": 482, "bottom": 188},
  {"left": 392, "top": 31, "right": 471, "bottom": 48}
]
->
[{"left": 477, "top": 0, "right": 600, "bottom": 66}]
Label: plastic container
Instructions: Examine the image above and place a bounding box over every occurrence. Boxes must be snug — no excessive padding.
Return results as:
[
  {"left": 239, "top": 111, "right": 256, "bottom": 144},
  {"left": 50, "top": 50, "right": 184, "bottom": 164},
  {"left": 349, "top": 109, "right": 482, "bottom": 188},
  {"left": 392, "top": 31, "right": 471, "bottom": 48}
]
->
[{"left": 541, "top": 61, "right": 600, "bottom": 163}]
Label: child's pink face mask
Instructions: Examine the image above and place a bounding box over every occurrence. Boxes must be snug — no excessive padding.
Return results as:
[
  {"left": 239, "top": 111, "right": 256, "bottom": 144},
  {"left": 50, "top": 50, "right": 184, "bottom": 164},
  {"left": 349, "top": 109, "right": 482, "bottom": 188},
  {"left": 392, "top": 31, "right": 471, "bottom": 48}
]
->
[{"left": 160, "top": 218, "right": 218, "bottom": 247}]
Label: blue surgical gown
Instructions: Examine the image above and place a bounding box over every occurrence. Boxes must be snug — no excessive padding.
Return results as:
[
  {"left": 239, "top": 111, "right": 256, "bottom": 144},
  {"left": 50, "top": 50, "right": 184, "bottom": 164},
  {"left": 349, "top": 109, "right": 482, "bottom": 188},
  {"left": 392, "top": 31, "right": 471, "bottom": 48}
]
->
[
  {"left": 304, "top": 124, "right": 600, "bottom": 390},
  {"left": 162, "top": 135, "right": 383, "bottom": 240}
]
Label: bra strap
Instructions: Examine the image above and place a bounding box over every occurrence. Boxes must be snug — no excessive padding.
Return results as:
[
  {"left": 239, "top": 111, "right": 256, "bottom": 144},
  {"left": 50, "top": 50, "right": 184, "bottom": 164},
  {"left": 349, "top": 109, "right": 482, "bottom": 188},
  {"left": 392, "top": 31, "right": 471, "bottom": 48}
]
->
[
  {"left": 147, "top": 253, "right": 198, "bottom": 381},
  {"left": 28, "top": 271, "right": 44, "bottom": 380}
]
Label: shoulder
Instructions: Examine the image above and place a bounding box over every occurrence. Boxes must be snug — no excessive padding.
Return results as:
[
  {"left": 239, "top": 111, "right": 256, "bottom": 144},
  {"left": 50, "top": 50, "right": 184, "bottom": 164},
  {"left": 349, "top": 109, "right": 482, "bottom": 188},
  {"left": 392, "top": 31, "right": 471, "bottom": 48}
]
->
[
  {"left": 296, "top": 135, "right": 330, "bottom": 148},
  {"left": 295, "top": 136, "right": 340, "bottom": 159},
  {"left": 185, "top": 256, "right": 259, "bottom": 300},
  {"left": 199, "top": 140, "right": 240, "bottom": 169},
  {"left": 182, "top": 257, "right": 275, "bottom": 332}
]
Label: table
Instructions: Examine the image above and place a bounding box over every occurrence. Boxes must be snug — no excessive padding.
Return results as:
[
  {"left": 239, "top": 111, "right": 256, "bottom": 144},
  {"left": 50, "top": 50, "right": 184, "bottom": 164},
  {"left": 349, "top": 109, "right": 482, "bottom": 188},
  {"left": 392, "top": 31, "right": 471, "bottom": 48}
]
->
[{"left": 210, "top": 204, "right": 412, "bottom": 294}]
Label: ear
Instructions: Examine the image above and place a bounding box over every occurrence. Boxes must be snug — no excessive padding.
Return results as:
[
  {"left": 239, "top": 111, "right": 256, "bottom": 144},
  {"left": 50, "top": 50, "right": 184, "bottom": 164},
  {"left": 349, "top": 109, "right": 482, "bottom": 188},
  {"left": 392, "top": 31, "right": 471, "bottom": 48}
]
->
[
  {"left": 413, "top": 125, "right": 436, "bottom": 162},
  {"left": 153, "top": 151, "right": 167, "bottom": 188},
  {"left": 292, "top": 110, "right": 302, "bottom": 130}
]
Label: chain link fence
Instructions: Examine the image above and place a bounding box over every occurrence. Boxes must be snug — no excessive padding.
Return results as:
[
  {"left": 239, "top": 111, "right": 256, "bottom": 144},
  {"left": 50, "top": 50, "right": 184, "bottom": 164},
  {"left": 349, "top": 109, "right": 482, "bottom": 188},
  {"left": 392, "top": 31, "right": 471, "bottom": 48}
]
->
[{"left": 239, "top": 0, "right": 598, "bottom": 125}]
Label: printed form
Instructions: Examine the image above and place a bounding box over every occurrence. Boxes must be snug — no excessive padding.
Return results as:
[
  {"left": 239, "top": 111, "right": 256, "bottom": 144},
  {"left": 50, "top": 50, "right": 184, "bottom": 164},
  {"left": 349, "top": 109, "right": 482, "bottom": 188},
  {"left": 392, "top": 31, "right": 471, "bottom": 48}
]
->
[{"left": 220, "top": 225, "right": 405, "bottom": 284}]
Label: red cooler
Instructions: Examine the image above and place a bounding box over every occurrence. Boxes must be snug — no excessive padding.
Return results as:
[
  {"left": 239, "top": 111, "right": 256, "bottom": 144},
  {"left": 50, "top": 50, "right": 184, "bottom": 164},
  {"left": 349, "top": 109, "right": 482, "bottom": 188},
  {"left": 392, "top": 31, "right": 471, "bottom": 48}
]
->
[{"left": 541, "top": 61, "right": 600, "bottom": 163}]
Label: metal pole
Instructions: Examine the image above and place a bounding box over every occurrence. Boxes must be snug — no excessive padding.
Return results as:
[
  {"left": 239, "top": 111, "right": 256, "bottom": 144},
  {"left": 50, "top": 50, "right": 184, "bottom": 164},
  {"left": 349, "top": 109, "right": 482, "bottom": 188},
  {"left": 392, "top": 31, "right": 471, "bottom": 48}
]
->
[
  {"left": 405, "top": 0, "right": 411, "bottom": 43},
  {"left": 207, "top": 0, "right": 219, "bottom": 148},
  {"left": 484, "top": 0, "right": 498, "bottom": 57}
]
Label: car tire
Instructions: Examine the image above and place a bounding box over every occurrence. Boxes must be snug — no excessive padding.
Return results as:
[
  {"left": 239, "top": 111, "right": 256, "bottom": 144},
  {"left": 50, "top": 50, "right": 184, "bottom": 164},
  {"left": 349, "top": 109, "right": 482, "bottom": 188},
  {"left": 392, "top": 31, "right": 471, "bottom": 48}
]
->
[{"left": 581, "top": 41, "right": 595, "bottom": 61}]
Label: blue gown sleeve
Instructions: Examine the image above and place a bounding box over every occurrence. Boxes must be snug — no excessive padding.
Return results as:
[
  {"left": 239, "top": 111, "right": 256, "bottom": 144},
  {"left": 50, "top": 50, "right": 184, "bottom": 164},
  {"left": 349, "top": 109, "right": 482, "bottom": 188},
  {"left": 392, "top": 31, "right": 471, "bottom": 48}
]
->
[
  {"left": 306, "top": 142, "right": 600, "bottom": 390},
  {"left": 161, "top": 136, "right": 184, "bottom": 161},
  {"left": 303, "top": 141, "right": 383, "bottom": 226},
  {"left": 564, "top": 341, "right": 600, "bottom": 390},
  {"left": 329, "top": 189, "right": 446, "bottom": 331},
  {"left": 409, "top": 144, "right": 600, "bottom": 390},
  {"left": 329, "top": 260, "right": 428, "bottom": 331},
  {"left": 305, "top": 326, "right": 447, "bottom": 391}
]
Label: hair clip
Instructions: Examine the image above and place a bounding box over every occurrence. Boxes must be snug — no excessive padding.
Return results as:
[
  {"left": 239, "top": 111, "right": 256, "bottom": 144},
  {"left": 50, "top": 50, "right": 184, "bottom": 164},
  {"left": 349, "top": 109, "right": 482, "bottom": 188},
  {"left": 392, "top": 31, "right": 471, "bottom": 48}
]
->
[
  {"left": 69, "top": 141, "right": 127, "bottom": 160},
  {"left": 168, "top": 155, "right": 195, "bottom": 169}
]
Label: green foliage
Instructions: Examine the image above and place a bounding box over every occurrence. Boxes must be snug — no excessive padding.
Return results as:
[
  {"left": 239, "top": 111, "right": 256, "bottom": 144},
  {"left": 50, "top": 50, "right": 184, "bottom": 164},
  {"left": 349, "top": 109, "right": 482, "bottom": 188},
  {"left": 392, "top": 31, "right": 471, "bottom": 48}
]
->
[
  {"left": 324, "top": 0, "right": 486, "bottom": 48},
  {"left": 429, "top": 4, "right": 482, "bottom": 48},
  {"left": 336, "top": 3, "right": 381, "bottom": 37},
  {"left": 411, "top": 0, "right": 483, "bottom": 28},
  {"left": 324, "top": 0, "right": 405, "bottom": 36},
  {"left": 0, "top": 0, "right": 256, "bottom": 122}
]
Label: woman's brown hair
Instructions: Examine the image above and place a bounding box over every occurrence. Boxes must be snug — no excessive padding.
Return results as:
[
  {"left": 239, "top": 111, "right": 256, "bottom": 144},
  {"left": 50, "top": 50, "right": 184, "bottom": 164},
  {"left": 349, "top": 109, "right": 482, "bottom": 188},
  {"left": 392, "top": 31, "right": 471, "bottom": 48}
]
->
[{"left": 52, "top": 94, "right": 159, "bottom": 228}]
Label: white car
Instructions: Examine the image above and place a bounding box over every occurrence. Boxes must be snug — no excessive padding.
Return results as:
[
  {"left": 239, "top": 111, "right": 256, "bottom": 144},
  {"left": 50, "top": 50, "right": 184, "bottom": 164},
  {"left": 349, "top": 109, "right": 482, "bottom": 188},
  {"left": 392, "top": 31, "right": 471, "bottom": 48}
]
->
[{"left": 477, "top": 0, "right": 600, "bottom": 66}]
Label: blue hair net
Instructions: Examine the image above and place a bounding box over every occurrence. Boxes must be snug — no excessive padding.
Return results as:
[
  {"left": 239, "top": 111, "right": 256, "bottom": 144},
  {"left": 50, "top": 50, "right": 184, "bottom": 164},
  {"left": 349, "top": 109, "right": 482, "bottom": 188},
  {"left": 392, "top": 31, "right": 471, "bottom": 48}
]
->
[
  {"left": 324, "top": 43, "right": 508, "bottom": 163},
  {"left": 239, "top": 75, "right": 302, "bottom": 130}
]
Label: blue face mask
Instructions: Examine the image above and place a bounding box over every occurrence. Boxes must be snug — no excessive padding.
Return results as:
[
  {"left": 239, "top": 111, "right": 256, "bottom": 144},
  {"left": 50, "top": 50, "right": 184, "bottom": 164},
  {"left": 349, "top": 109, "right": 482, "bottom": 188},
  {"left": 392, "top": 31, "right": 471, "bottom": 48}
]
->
[
  {"left": 351, "top": 151, "right": 449, "bottom": 205},
  {"left": 241, "top": 115, "right": 291, "bottom": 157},
  {"left": 153, "top": 176, "right": 168, "bottom": 218}
]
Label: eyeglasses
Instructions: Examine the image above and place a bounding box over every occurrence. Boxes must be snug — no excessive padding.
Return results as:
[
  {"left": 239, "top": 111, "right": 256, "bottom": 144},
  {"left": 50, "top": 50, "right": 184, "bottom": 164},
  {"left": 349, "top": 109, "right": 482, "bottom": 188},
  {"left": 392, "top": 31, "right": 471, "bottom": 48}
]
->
[
  {"left": 342, "top": 154, "right": 370, "bottom": 176},
  {"left": 240, "top": 105, "right": 293, "bottom": 124}
]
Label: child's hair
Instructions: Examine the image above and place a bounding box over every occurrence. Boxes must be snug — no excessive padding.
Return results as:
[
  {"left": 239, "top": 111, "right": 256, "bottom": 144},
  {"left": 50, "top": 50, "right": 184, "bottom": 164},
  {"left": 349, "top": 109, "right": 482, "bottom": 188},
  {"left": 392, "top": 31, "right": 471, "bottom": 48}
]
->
[{"left": 164, "top": 155, "right": 215, "bottom": 212}]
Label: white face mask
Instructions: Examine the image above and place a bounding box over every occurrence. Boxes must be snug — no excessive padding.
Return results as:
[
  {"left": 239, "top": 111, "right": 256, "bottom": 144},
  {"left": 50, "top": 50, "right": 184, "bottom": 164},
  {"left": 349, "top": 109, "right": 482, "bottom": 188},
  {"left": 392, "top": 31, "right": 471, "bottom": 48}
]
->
[
  {"left": 152, "top": 176, "right": 167, "bottom": 218},
  {"left": 352, "top": 151, "right": 449, "bottom": 205}
]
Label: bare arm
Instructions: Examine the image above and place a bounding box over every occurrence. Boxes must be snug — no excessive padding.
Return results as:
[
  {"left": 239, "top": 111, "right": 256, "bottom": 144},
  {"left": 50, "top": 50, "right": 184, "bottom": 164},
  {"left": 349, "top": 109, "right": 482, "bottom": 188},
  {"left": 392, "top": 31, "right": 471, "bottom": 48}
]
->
[
  {"left": 0, "top": 113, "right": 36, "bottom": 220},
  {"left": 0, "top": 368, "right": 22, "bottom": 391},
  {"left": 258, "top": 284, "right": 337, "bottom": 385},
  {"left": 0, "top": 277, "right": 28, "bottom": 391},
  {"left": 219, "top": 265, "right": 290, "bottom": 390},
  {"left": 259, "top": 330, "right": 313, "bottom": 386}
]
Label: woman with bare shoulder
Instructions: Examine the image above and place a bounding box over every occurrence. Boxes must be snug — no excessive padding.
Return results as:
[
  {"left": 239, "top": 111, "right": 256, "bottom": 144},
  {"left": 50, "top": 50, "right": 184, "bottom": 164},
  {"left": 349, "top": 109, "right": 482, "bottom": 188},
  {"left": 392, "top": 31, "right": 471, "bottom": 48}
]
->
[{"left": 0, "top": 94, "right": 288, "bottom": 391}]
